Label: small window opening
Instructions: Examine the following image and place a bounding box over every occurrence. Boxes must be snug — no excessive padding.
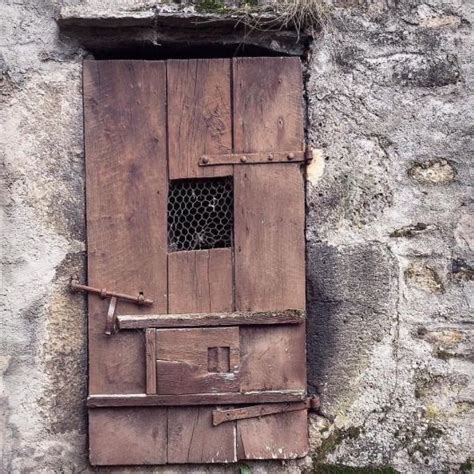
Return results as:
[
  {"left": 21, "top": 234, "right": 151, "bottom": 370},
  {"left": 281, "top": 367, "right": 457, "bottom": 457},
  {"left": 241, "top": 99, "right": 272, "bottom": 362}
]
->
[{"left": 168, "top": 177, "right": 233, "bottom": 252}]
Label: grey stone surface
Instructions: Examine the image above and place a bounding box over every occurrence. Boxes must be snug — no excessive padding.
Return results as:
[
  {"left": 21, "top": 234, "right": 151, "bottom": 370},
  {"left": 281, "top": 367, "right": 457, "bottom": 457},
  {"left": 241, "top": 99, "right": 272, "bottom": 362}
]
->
[{"left": 1, "top": 0, "right": 472, "bottom": 473}]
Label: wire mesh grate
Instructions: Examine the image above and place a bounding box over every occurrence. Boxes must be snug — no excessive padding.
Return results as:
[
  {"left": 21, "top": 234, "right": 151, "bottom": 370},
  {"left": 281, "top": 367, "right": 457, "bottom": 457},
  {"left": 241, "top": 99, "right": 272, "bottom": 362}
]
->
[{"left": 168, "top": 177, "right": 233, "bottom": 252}]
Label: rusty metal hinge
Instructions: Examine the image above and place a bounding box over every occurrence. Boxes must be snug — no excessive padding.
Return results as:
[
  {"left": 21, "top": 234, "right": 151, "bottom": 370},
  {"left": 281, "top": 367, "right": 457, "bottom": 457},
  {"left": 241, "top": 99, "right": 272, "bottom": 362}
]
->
[
  {"left": 70, "top": 279, "right": 153, "bottom": 335},
  {"left": 199, "top": 149, "right": 312, "bottom": 167},
  {"left": 212, "top": 395, "right": 320, "bottom": 426}
]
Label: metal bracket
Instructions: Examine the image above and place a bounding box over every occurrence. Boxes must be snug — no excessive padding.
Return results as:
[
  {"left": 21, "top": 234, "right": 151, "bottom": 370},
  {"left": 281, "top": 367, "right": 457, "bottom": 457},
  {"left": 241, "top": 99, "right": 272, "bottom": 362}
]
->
[
  {"left": 70, "top": 279, "right": 153, "bottom": 335},
  {"left": 199, "top": 149, "right": 311, "bottom": 167},
  {"left": 211, "top": 395, "right": 320, "bottom": 426}
]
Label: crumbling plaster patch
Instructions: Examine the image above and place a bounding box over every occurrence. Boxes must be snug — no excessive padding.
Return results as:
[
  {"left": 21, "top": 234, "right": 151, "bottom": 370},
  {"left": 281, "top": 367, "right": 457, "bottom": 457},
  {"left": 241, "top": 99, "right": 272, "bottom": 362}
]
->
[{"left": 1, "top": 0, "right": 473, "bottom": 473}]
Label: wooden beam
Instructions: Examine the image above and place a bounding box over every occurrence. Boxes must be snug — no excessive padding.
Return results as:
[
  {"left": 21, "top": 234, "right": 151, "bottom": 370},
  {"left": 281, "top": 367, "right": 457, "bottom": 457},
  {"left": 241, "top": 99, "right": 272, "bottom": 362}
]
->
[
  {"left": 87, "top": 390, "right": 306, "bottom": 408},
  {"left": 117, "top": 309, "right": 305, "bottom": 330}
]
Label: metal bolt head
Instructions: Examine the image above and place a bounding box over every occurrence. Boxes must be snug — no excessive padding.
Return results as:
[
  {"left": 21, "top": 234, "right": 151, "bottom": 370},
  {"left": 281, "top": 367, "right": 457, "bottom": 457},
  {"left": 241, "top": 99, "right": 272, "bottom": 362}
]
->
[
  {"left": 268, "top": 153, "right": 274, "bottom": 161},
  {"left": 287, "top": 152, "right": 295, "bottom": 160},
  {"left": 241, "top": 156, "right": 248, "bottom": 163},
  {"left": 201, "top": 156, "right": 209, "bottom": 164}
]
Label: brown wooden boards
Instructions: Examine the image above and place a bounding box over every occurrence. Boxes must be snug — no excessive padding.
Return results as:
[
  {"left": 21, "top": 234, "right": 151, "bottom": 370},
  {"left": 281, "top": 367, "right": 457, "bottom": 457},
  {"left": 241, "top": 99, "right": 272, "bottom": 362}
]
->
[
  {"left": 240, "top": 325, "right": 306, "bottom": 392},
  {"left": 168, "top": 408, "right": 237, "bottom": 463},
  {"left": 167, "top": 59, "right": 233, "bottom": 179},
  {"left": 84, "top": 57, "right": 308, "bottom": 465},
  {"left": 232, "top": 57, "right": 308, "bottom": 459},
  {"left": 233, "top": 57, "right": 304, "bottom": 155},
  {"left": 84, "top": 60, "right": 168, "bottom": 395},
  {"left": 237, "top": 409, "right": 309, "bottom": 460},
  {"left": 155, "top": 327, "right": 240, "bottom": 394},
  {"left": 168, "top": 248, "right": 233, "bottom": 314},
  {"left": 89, "top": 408, "right": 168, "bottom": 465}
]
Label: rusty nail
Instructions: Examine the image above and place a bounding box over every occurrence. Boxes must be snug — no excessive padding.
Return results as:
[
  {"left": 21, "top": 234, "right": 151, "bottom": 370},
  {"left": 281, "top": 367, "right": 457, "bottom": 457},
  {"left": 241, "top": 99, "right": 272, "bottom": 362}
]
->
[
  {"left": 268, "top": 153, "right": 274, "bottom": 161},
  {"left": 201, "top": 156, "right": 209, "bottom": 164},
  {"left": 241, "top": 156, "right": 248, "bottom": 163},
  {"left": 287, "top": 152, "right": 295, "bottom": 161}
]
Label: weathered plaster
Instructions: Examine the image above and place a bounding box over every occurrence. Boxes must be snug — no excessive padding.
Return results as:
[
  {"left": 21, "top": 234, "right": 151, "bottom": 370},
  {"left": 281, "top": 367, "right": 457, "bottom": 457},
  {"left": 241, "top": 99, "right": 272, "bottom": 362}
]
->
[{"left": 1, "top": 0, "right": 472, "bottom": 473}]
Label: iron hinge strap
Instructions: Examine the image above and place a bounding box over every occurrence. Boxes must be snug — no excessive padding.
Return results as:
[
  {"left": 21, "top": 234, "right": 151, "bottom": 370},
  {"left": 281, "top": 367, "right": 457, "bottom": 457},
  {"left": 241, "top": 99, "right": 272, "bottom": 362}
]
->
[
  {"left": 211, "top": 395, "right": 320, "bottom": 426},
  {"left": 199, "top": 148, "right": 313, "bottom": 167}
]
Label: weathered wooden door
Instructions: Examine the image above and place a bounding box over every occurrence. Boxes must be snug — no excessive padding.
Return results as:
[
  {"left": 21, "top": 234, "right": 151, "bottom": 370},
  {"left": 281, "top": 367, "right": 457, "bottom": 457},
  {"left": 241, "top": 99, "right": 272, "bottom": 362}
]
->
[{"left": 84, "top": 57, "right": 308, "bottom": 465}]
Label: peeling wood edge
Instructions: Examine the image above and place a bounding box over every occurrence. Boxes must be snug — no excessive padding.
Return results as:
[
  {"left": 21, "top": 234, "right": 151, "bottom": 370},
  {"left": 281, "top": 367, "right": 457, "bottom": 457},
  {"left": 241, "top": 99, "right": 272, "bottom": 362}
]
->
[
  {"left": 117, "top": 309, "right": 305, "bottom": 330},
  {"left": 87, "top": 390, "right": 306, "bottom": 408}
]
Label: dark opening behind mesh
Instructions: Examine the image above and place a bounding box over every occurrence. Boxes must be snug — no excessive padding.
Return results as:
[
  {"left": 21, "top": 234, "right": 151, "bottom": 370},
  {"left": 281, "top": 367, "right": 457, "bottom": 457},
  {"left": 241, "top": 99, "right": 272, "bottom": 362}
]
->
[{"left": 168, "top": 177, "right": 233, "bottom": 252}]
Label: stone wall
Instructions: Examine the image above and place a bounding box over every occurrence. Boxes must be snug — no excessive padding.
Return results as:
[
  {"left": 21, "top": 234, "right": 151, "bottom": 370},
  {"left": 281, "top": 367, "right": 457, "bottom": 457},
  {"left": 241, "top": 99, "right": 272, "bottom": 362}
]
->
[{"left": 1, "top": 1, "right": 472, "bottom": 472}]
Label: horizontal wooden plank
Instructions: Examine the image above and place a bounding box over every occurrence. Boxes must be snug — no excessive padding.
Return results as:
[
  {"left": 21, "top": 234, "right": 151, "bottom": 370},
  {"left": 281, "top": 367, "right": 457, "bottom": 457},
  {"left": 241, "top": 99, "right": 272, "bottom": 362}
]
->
[
  {"left": 87, "top": 390, "right": 306, "bottom": 408},
  {"left": 199, "top": 150, "right": 306, "bottom": 166},
  {"left": 117, "top": 309, "right": 305, "bottom": 330}
]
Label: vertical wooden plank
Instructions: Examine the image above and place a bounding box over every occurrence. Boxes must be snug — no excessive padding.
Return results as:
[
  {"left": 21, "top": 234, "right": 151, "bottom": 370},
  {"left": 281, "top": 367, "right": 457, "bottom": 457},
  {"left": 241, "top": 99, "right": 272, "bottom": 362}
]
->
[
  {"left": 232, "top": 57, "right": 307, "bottom": 460},
  {"left": 145, "top": 329, "right": 157, "bottom": 395},
  {"left": 234, "top": 164, "right": 305, "bottom": 311},
  {"left": 233, "top": 57, "right": 305, "bottom": 312},
  {"left": 236, "top": 409, "right": 308, "bottom": 460},
  {"left": 167, "top": 59, "right": 233, "bottom": 179},
  {"left": 233, "top": 57, "right": 304, "bottom": 154},
  {"left": 168, "top": 248, "right": 233, "bottom": 314},
  {"left": 168, "top": 407, "right": 237, "bottom": 463},
  {"left": 90, "top": 408, "right": 168, "bottom": 465},
  {"left": 83, "top": 60, "right": 168, "bottom": 394}
]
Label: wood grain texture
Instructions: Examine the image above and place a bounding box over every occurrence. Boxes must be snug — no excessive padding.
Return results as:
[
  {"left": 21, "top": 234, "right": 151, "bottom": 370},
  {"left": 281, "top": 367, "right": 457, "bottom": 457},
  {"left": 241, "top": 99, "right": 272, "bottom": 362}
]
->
[
  {"left": 233, "top": 57, "right": 305, "bottom": 313},
  {"left": 145, "top": 329, "right": 157, "bottom": 394},
  {"left": 84, "top": 60, "right": 168, "bottom": 395},
  {"left": 168, "top": 59, "right": 232, "bottom": 179},
  {"left": 236, "top": 408, "right": 308, "bottom": 460},
  {"left": 117, "top": 309, "right": 305, "bottom": 329},
  {"left": 89, "top": 408, "right": 167, "bottom": 465},
  {"left": 87, "top": 390, "right": 306, "bottom": 407},
  {"left": 156, "top": 327, "right": 240, "bottom": 394},
  {"left": 240, "top": 325, "right": 306, "bottom": 392},
  {"left": 233, "top": 57, "right": 304, "bottom": 154},
  {"left": 168, "top": 248, "right": 233, "bottom": 314},
  {"left": 168, "top": 407, "right": 237, "bottom": 463},
  {"left": 234, "top": 164, "right": 305, "bottom": 312}
]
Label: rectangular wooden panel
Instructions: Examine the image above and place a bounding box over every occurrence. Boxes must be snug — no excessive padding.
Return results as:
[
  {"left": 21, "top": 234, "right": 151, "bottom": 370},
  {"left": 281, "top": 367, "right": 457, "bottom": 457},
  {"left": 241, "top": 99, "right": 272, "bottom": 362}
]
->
[
  {"left": 233, "top": 57, "right": 305, "bottom": 313},
  {"left": 84, "top": 60, "right": 168, "bottom": 395},
  {"left": 237, "top": 409, "right": 308, "bottom": 460},
  {"left": 168, "top": 407, "right": 236, "bottom": 463},
  {"left": 89, "top": 408, "right": 167, "bottom": 465},
  {"left": 168, "top": 59, "right": 233, "bottom": 179},
  {"left": 156, "top": 327, "right": 240, "bottom": 394},
  {"left": 118, "top": 309, "right": 305, "bottom": 329},
  {"left": 168, "top": 248, "right": 233, "bottom": 314},
  {"left": 233, "top": 57, "right": 304, "bottom": 154},
  {"left": 234, "top": 164, "right": 305, "bottom": 312},
  {"left": 240, "top": 325, "right": 306, "bottom": 392}
]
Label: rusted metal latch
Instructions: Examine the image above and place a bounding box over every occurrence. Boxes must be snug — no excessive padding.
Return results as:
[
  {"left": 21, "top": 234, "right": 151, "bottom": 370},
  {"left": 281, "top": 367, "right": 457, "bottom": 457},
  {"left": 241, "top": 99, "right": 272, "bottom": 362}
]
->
[
  {"left": 70, "top": 279, "right": 153, "bottom": 336},
  {"left": 199, "top": 148, "right": 313, "bottom": 167},
  {"left": 212, "top": 395, "right": 320, "bottom": 426}
]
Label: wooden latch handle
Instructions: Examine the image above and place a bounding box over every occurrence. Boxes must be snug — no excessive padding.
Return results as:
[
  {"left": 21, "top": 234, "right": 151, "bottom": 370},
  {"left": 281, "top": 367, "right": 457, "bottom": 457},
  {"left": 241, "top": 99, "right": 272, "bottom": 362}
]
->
[{"left": 70, "top": 279, "right": 153, "bottom": 335}]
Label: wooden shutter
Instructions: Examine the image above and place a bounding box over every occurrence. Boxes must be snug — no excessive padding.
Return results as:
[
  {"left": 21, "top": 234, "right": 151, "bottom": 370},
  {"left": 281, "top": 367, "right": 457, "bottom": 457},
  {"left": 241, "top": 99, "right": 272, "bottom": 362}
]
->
[{"left": 84, "top": 57, "right": 307, "bottom": 465}]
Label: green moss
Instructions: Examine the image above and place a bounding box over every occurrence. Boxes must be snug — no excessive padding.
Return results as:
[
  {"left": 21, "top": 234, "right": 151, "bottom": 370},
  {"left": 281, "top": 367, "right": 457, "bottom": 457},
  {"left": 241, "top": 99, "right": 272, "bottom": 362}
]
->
[
  {"left": 460, "top": 458, "right": 472, "bottom": 472},
  {"left": 195, "top": 0, "right": 229, "bottom": 13},
  {"left": 313, "top": 465, "right": 399, "bottom": 474},
  {"left": 316, "top": 426, "right": 362, "bottom": 459}
]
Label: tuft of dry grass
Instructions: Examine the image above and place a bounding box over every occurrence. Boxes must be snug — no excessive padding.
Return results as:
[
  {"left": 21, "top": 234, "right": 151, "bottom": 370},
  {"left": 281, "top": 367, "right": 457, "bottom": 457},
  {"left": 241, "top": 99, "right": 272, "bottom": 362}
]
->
[{"left": 231, "top": 0, "right": 335, "bottom": 38}]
